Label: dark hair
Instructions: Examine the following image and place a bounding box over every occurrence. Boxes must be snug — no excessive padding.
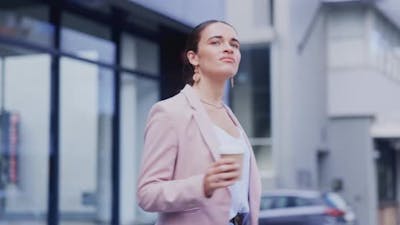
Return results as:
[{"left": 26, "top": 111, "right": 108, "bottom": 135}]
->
[{"left": 182, "top": 20, "right": 235, "bottom": 86}]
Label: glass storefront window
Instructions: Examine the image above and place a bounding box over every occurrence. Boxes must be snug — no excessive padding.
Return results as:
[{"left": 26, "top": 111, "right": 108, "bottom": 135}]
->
[
  {"left": 121, "top": 33, "right": 159, "bottom": 76},
  {"left": 369, "top": 15, "right": 400, "bottom": 82},
  {"left": 253, "top": 145, "right": 273, "bottom": 171},
  {"left": 231, "top": 46, "right": 272, "bottom": 175},
  {"left": 66, "top": 0, "right": 112, "bottom": 14},
  {"left": 0, "top": 1, "right": 53, "bottom": 47},
  {"left": 0, "top": 44, "right": 50, "bottom": 224},
  {"left": 119, "top": 32, "right": 160, "bottom": 223},
  {"left": 231, "top": 46, "right": 271, "bottom": 138},
  {"left": 120, "top": 74, "right": 159, "bottom": 224},
  {"left": 59, "top": 57, "right": 114, "bottom": 225},
  {"left": 61, "top": 12, "right": 115, "bottom": 64},
  {"left": 375, "top": 138, "right": 397, "bottom": 202},
  {"left": 0, "top": 2, "right": 168, "bottom": 225}
]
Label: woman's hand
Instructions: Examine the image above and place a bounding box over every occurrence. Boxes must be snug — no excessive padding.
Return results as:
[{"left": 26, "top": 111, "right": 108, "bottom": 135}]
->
[{"left": 203, "top": 157, "right": 241, "bottom": 198}]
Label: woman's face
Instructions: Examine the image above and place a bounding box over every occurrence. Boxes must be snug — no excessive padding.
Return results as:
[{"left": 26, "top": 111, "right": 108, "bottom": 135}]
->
[{"left": 189, "top": 22, "right": 241, "bottom": 81}]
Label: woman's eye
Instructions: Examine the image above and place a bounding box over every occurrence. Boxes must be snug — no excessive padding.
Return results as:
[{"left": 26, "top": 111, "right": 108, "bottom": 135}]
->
[
  {"left": 231, "top": 43, "right": 240, "bottom": 49},
  {"left": 211, "top": 40, "right": 220, "bottom": 45}
]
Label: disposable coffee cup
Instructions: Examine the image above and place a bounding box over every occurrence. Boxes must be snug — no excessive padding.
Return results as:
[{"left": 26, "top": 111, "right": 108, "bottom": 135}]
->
[{"left": 218, "top": 145, "right": 244, "bottom": 178}]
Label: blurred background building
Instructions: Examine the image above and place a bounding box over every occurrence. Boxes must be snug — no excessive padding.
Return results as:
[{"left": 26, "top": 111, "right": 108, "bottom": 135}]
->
[{"left": 0, "top": 0, "right": 399, "bottom": 225}]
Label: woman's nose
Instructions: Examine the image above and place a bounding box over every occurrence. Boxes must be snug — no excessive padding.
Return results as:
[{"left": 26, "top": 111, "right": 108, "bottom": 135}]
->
[{"left": 223, "top": 43, "right": 234, "bottom": 53}]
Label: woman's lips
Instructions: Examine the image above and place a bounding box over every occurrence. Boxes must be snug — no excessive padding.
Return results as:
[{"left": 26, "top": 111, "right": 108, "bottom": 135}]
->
[{"left": 220, "top": 57, "right": 235, "bottom": 63}]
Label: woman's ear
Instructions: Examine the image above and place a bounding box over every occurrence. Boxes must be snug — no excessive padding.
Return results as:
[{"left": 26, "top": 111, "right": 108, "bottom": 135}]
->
[{"left": 186, "top": 50, "right": 199, "bottom": 67}]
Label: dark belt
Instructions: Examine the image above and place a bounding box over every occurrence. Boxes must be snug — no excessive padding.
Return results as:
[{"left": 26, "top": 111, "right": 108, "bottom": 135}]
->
[{"left": 229, "top": 213, "right": 246, "bottom": 225}]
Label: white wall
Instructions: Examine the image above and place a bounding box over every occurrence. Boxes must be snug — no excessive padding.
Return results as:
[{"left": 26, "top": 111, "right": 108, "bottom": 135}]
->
[
  {"left": 225, "top": 0, "right": 275, "bottom": 44},
  {"left": 130, "top": 0, "right": 225, "bottom": 27},
  {"left": 290, "top": 1, "right": 328, "bottom": 190},
  {"left": 326, "top": 6, "right": 367, "bottom": 69},
  {"left": 329, "top": 69, "right": 400, "bottom": 116},
  {"left": 272, "top": 0, "right": 328, "bottom": 189},
  {"left": 328, "top": 117, "right": 378, "bottom": 225},
  {"left": 327, "top": 5, "right": 400, "bottom": 135}
]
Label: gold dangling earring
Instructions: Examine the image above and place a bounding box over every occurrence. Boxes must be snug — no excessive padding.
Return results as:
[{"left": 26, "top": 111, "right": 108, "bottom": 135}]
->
[
  {"left": 193, "top": 65, "right": 200, "bottom": 83},
  {"left": 230, "top": 77, "right": 234, "bottom": 88}
]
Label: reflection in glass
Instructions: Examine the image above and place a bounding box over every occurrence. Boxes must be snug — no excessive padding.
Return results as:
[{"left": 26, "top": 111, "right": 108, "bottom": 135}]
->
[
  {"left": 0, "top": 2, "right": 53, "bottom": 47},
  {"left": 231, "top": 46, "right": 272, "bottom": 181},
  {"left": 231, "top": 47, "right": 270, "bottom": 138},
  {"left": 121, "top": 34, "right": 159, "bottom": 76},
  {"left": 0, "top": 44, "right": 50, "bottom": 224},
  {"left": 253, "top": 145, "right": 272, "bottom": 171},
  {"left": 59, "top": 57, "right": 114, "bottom": 224},
  {"left": 120, "top": 32, "right": 160, "bottom": 224},
  {"left": 369, "top": 15, "right": 400, "bottom": 82},
  {"left": 375, "top": 139, "right": 397, "bottom": 202},
  {"left": 120, "top": 74, "right": 159, "bottom": 224},
  {"left": 61, "top": 12, "right": 115, "bottom": 64}
]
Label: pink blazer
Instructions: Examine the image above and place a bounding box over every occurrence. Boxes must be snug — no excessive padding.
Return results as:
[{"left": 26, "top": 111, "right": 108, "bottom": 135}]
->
[{"left": 137, "top": 84, "right": 261, "bottom": 225}]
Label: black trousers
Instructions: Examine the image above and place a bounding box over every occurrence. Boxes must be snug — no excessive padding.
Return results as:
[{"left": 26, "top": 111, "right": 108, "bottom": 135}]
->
[{"left": 229, "top": 213, "right": 248, "bottom": 225}]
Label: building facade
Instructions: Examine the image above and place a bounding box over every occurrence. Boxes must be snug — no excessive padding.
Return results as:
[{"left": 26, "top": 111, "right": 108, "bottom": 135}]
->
[{"left": 271, "top": 1, "right": 400, "bottom": 225}]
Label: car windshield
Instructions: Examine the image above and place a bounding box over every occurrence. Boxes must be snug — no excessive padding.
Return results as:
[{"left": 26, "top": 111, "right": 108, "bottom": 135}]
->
[{"left": 261, "top": 195, "right": 323, "bottom": 210}]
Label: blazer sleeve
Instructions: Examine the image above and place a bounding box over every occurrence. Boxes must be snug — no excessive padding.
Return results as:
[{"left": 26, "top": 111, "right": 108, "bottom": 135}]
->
[{"left": 137, "top": 103, "right": 206, "bottom": 212}]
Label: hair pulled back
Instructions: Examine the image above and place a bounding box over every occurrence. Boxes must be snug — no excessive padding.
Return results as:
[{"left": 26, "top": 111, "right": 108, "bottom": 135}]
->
[{"left": 182, "top": 20, "right": 235, "bottom": 86}]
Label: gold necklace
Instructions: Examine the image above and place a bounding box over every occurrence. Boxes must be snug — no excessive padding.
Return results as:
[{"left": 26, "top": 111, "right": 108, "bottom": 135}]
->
[{"left": 200, "top": 99, "right": 224, "bottom": 109}]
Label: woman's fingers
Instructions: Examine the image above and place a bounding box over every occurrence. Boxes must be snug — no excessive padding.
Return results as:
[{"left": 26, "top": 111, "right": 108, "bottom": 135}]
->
[
  {"left": 213, "top": 157, "right": 237, "bottom": 167},
  {"left": 203, "top": 158, "right": 241, "bottom": 197},
  {"left": 208, "top": 178, "right": 238, "bottom": 189},
  {"left": 207, "top": 171, "right": 240, "bottom": 185},
  {"left": 209, "top": 162, "right": 240, "bottom": 174},
  {"left": 205, "top": 161, "right": 240, "bottom": 183},
  {"left": 215, "top": 171, "right": 240, "bottom": 181}
]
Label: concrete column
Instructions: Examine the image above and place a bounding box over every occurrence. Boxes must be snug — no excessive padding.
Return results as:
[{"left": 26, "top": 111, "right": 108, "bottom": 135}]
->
[{"left": 328, "top": 116, "right": 378, "bottom": 225}]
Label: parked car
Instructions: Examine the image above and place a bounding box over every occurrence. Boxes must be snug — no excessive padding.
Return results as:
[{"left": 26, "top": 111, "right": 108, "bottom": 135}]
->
[
  {"left": 259, "top": 189, "right": 356, "bottom": 225},
  {"left": 323, "top": 192, "right": 356, "bottom": 224}
]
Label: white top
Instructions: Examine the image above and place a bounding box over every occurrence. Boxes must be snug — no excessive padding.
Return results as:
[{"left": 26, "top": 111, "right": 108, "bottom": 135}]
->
[{"left": 213, "top": 124, "right": 250, "bottom": 219}]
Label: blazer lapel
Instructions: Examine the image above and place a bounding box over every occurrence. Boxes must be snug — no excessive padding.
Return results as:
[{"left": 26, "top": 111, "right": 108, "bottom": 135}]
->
[{"left": 181, "top": 85, "right": 221, "bottom": 161}]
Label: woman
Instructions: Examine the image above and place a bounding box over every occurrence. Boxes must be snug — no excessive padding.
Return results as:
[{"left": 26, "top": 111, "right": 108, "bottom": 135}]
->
[{"left": 137, "top": 20, "right": 261, "bottom": 225}]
